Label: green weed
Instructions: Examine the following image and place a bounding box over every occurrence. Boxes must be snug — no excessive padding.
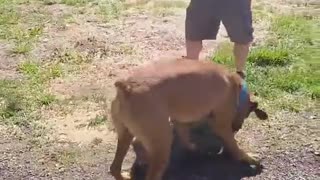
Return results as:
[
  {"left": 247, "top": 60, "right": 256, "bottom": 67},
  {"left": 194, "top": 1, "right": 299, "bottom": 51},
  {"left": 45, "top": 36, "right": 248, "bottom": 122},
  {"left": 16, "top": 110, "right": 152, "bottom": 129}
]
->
[
  {"left": 152, "top": 0, "right": 187, "bottom": 9},
  {"left": 150, "top": 0, "right": 187, "bottom": 17},
  {"left": 60, "top": 0, "right": 92, "bottom": 6},
  {"left": 18, "top": 60, "right": 63, "bottom": 83},
  {"left": 0, "top": 48, "right": 90, "bottom": 127},
  {"left": 61, "top": 13, "right": 77, "bottom": 24},
  {"left": 87, "top": 115, "right": 107, "bottom": 128},
  {"left": 248, "top": 46, "right": 291, "bottom": 66},
  {"left": 12, "top": 41, "right": 33, "bottom": 54},
  {"left": 212, "top": 14, "right": 320, "bottom": 111},
  {"left": 0, "top": 1, "right": 46, "bottom": 54},
  {"left": 0, "top": 79, "right": 55, "bottom": 126},
  {"left": 56, "top": 149, "right": 78, "bottom": 167},
  {"left": 49, "top": 49, "right": 92, "bottom": 75},
  {"left": 98, "top": 0, "right": 124, "bottom": 21},
  {"left": 0, "top": 59, "right": 60, "bottom": 126},
  {"left": 212, "top": 42, "right": 234, "bottom": 68}
]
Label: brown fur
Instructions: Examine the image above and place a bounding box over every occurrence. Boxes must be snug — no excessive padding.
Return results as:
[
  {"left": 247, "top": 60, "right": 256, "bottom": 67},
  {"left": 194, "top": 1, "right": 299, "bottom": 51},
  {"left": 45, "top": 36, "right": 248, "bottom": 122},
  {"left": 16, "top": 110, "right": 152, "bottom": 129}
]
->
[{"left": 109, "top": 58, "right": 268, "bottom": 180}]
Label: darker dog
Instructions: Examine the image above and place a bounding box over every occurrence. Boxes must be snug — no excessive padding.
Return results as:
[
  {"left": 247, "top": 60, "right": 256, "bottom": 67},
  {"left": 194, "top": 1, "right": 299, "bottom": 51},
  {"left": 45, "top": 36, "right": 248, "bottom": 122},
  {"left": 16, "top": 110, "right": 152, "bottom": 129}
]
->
[{"left": 109, "top": 58, "right": 268, "bottom": 180}]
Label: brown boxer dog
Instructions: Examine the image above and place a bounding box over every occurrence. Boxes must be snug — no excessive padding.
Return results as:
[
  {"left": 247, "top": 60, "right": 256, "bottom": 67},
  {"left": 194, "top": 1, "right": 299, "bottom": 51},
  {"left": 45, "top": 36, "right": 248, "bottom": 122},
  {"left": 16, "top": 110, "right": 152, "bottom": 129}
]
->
[{"left": 109, "top": 58, "right": 268, "bottom": 180}]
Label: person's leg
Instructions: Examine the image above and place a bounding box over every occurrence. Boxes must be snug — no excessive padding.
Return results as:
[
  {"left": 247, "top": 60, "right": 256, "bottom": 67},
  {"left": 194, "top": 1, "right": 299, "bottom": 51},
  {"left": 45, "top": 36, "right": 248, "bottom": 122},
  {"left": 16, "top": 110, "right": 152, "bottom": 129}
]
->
[
  {"left": 185, "top": 40, "right": 203, "bottom": 60},
  {"left": 222, "top": 0, "right": 254, "bottom": 78},
  {"left": 185, "top": 0, "right": 220, "bottom": 60},
  {"left": 234, "top": 42, "right": 251, "bottom": 78}
]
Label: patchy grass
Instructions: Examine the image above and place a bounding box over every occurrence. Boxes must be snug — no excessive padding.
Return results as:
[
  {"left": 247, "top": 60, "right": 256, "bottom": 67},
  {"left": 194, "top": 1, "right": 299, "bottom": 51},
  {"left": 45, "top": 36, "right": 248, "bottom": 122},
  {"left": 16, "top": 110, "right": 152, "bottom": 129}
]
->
[
  {"left": 147, "top": 0, "right": 187, "bottom": 17},
  {"left": 51, "top": 49, "right": 92, "bottom": 64},
  {"left": 18, "top": 60, "right": 62, "bottom": 83},
  {"left": 0, "top": 77, "right": 55, "bottom": 127},
  {"left": 56, "top": 149, "right": 78, "bottom": 167},
  {"left": 212, "top": 14, "right": 320, "bottom": 111},
  {"left": 87, "top": 114, "right": 107, "bottom": 128},
  {"left": 247, "top": 46, "right": 291, "bottom": 66},
  {"left": 60, "top": 0, "right": 93, "bottom": 6},
  {"left": 10, "top": 26, "right": 44, "bottom": 54},
  {"left": 63, "top": 14, "right": 77, "bottom": 24},
  {"left": 98, "top": 0, "right": 125, "bottom": 21},
  {"left": 42, "top": 0, "right": 93, "bottom": 6},
  {"left": 0, "top": 57, "right": 63, "bottom": 127},
  {"left": 0, "top": 48, "right": 92, "bottom": 129},
  {"left": 152, "top": 0, "right": 187, "bottom": 9},
  {"left": 0, "top": 0, "right": 47, "bottom": 54}
]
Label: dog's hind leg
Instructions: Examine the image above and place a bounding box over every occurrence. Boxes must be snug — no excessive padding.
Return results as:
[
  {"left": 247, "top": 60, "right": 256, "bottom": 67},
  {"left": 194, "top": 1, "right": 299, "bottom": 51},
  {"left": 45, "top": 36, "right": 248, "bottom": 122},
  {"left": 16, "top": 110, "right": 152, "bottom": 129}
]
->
[
  {"left": 110, "top": 99, "right": 134, "bottom": 180},
  {"left": 110, "top": 121, "right": 133, "bottom": 180},
  {"left": 144, "top": 117, "right": 173, "bottom": 180}
]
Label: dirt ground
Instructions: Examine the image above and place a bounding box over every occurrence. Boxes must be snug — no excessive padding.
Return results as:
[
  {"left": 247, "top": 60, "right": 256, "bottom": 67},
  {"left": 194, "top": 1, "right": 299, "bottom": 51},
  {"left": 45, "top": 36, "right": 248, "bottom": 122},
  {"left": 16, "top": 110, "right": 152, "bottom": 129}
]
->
[{"left": 0, "top": 0, "right": 319, "bottom": 179}]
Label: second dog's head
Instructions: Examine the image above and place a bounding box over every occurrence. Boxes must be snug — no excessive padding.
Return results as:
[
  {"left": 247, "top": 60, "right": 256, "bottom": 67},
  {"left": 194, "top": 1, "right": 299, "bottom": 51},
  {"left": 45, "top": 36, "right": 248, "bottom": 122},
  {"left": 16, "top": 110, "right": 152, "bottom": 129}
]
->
[
  {"left": 232, "top": 82, "right": 268, "bottom": 132},
  {"left": 233, "top": 100, "right": 268, "bottom": 133}
]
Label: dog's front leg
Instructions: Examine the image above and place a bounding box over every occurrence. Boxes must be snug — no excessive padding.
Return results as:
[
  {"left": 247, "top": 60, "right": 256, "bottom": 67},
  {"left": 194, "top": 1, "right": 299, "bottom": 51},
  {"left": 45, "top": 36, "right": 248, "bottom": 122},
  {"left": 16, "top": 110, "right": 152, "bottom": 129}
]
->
[
  {"left": 172, "top": 120, "right": 196, "bottom": 151},
  {"left": 208, "top": 116, "right": 260, "bottom": 167}
]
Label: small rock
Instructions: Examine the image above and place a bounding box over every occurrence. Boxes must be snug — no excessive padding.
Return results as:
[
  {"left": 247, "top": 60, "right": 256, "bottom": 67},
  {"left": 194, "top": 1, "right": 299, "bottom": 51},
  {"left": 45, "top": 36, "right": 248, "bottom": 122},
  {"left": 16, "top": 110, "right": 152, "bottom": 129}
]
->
[
  {"left": 38, "top": 158, "right": 45, "bottom": 165},
  {"left": 91, "top": 137, "right": 103, "bottom": 146},
  {"left": 58, "top": 167, "right": 65, "bottom": 173},
  {"left": 309, "top": 115, "right": 317, "bottom": 120}
]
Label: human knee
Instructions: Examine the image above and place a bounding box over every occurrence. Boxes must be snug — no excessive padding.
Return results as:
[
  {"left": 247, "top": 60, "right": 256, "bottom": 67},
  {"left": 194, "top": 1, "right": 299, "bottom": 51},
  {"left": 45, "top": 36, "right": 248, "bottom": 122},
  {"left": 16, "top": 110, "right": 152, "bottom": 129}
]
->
[{"left": 234, "top": 41, "right": 252, "bottom": 47}]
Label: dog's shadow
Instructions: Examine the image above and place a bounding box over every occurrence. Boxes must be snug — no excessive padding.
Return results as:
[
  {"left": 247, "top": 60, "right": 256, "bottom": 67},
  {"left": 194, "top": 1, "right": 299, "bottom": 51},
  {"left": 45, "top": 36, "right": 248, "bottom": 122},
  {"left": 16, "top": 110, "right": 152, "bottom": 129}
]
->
[{"left": 131, "top": 122, "right": 263, "bottom": 180}]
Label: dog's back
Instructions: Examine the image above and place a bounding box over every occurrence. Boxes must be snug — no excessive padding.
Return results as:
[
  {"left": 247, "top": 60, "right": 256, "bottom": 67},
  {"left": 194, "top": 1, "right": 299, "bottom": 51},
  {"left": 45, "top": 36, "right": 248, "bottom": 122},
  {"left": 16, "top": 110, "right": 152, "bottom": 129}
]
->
[{"left": 114, "top": 58, "right": 239, "bottom": 123}]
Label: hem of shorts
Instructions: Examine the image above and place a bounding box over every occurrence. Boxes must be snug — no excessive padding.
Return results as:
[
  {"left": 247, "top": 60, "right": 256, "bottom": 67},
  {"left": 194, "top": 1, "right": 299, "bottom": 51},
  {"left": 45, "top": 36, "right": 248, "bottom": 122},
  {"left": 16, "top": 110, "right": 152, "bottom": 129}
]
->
[
  {"left": 229, "top": 37, "right": 254, "bottom": 44},
  {"left": 186, "top": 36, "right": 217, "bottom": 41}
]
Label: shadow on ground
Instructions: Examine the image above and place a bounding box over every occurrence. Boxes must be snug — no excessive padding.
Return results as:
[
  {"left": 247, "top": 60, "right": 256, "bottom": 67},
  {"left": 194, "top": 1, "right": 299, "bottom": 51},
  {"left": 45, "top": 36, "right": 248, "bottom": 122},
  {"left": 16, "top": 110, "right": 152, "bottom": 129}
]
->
[{"left": 130, "top": 121, "right": 262, "bottom": 180}]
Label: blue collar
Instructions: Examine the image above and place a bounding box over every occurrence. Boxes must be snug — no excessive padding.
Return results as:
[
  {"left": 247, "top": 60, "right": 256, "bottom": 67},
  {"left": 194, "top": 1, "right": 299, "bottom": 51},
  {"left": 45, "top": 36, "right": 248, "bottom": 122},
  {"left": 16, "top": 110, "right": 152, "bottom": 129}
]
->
[{"left": 238, "top": 80, "right": 249, "bottom": 110}]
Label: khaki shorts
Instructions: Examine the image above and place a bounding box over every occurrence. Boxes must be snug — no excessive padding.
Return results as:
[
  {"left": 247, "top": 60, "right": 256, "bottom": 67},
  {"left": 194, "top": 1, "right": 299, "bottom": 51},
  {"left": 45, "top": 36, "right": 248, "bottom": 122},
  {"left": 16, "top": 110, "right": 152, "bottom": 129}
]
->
[{"left": 185, "top": 0, "right": 254, "bottom": 44}]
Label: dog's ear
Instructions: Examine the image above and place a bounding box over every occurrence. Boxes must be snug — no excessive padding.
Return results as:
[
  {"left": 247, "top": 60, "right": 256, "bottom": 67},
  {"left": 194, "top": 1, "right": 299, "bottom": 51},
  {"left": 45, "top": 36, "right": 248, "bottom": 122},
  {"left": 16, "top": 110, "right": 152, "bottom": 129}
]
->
[
  {"left": 254, "top": 109, "right": 268, "bottom": 120},
  {"left": 250, "top": 101, "right": 258, "bottom": 111},
  {"left": 250, "top": 101, "right": 268, "bottom": 120}
]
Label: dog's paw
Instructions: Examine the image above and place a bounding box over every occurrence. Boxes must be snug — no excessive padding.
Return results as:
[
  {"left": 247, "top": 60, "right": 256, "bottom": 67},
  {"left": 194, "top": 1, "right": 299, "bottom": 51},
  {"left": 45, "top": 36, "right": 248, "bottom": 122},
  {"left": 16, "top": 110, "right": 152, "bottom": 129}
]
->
[
  {"left": 239, "top": 153, "right": 261, "bottom": 167},
  {"left": 240, "top": 157, "right": 263, "bottom": 176},
  {"left": 121, "top": 171, "right": 132, "bottom": 180},
  {"left": 109, "top": 166, "right": 131, "bottom": 180}
]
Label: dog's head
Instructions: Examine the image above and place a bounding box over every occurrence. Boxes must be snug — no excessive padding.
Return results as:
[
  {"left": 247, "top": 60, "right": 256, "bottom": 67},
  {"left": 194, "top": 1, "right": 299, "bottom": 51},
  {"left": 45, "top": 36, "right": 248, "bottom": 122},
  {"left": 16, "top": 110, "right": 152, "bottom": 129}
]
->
[
  {"left": 232, "top": 100, "right": 268, "bottom": 132},
  {"left": 232, "top": 84, "right": 268, "bottom": 132}
]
